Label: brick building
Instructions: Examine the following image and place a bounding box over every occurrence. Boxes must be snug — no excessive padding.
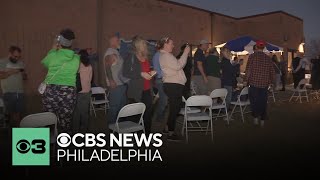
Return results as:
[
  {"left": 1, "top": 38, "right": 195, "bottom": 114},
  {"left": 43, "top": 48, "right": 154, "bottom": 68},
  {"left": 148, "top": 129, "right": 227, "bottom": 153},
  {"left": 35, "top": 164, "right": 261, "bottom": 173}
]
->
[{"left": 0, "top": 0, "right": 304, "bottom": 95}]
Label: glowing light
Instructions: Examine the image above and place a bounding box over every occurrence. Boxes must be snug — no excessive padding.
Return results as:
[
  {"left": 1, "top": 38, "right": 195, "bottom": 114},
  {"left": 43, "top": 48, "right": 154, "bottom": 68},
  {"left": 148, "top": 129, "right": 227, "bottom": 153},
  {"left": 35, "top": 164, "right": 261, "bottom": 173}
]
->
[{"left": 298, "top": 43, "right": 305, "bottom": 53}]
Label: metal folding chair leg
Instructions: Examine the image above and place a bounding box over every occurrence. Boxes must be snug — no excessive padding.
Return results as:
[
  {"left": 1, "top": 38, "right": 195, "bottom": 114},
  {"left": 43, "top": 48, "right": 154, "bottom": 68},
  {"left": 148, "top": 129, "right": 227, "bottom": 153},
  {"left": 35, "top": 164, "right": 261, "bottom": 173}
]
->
[{"left": 239, "top": 104, "right": 245, "bottom": 123}]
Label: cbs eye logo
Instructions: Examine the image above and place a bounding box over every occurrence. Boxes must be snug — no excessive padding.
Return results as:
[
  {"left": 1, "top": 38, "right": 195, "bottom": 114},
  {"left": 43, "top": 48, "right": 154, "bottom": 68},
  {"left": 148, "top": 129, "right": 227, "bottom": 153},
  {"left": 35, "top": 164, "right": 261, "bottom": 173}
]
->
[
  {"left": 57, "top": 133, "right": 71, "bottom": 147},
  {"left": 16, "top": 139, "right": 46, "bottom": 154}
]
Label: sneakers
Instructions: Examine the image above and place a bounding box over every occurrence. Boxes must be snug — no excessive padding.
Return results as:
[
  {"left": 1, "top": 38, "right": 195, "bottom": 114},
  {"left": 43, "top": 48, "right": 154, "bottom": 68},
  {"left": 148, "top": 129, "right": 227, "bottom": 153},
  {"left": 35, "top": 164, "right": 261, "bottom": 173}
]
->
[
  {"left": 167, "top": 134, "right": 181, "bottom": 142},
  {"left": 253, "top": 118, "right": 259, "bottom": 125}
]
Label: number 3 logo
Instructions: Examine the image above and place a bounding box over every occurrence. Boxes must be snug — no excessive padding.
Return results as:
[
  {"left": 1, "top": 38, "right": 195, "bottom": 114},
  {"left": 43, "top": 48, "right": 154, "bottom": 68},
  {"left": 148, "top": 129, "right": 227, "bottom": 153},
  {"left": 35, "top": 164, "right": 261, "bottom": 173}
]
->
[
  {"left": 16, "top": 139, "right": 46, "bottom": 154},
  {"left": 32, "top": 139, "right": 46, "bottom": 154}
]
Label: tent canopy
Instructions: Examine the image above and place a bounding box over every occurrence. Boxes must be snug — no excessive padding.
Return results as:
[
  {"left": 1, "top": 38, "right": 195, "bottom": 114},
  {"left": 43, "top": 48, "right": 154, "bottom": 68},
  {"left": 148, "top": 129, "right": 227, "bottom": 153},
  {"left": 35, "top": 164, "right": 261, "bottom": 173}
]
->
[{"left": 216, "top": 36, "right": 283, "bottom": 55}]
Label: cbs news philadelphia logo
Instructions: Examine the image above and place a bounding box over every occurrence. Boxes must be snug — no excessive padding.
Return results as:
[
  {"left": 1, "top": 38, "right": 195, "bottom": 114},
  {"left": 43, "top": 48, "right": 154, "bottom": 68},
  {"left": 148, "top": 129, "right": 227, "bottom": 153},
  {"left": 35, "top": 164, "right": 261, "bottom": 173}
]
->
[{"left": 12, "top": 128, "right": 50, "bottom": 166}]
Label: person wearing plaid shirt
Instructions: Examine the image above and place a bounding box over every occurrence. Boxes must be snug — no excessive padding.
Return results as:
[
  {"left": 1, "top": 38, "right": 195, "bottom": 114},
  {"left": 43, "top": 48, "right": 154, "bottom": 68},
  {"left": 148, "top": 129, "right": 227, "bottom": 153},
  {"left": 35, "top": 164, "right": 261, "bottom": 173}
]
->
[{"left": 245, "top": 40, "right": 275, "bottom": 127}]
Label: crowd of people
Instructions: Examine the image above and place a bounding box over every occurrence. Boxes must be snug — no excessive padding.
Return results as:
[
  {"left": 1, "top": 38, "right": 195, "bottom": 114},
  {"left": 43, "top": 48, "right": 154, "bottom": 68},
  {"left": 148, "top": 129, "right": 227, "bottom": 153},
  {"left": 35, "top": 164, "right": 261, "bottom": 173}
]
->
[{"left": 1, "top": 28, "right": 320, "bottom": 141}]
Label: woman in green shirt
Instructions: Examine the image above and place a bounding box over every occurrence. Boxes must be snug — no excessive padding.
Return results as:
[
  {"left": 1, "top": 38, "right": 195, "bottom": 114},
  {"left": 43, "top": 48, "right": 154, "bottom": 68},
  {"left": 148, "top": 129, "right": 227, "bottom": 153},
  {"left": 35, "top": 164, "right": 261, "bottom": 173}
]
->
[{"left": 41, "top": 29, "right": 80, "bottom": 133}]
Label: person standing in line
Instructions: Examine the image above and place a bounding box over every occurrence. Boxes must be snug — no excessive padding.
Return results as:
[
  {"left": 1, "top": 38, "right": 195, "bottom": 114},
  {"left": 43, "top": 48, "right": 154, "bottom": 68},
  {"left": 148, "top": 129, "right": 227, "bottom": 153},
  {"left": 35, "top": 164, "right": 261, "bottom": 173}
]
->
[
  {"left": 193, "top": 40, "right": 210, "bottom": 95},
  {"left": 177, "top": 44, "right": 193, "bottom": 99},
  {"left": 271, "top": 55, "right": 282, "bottom": 90},
  {"left": 103, "top": 35, "right": 129, "bottom": 124},
  {"left": 220, "top": 47, "right": 235, "bottom": 109},
  {"left": 42, "top": 28, "right": 80, "bottom": 133},
  {"left": 73, "top": 50, "right": 92, "bottom": 133},
  {"left": 159, "top": 37, "right": 190, "bottom": 141},
  {"left": 152, "top": 46, "right": 167, "bottom": 123},
  {"left": 310, "top": 55, "right": 320, "bottom": 91},
  {"left": 205, "top": 47, "right": 221, "bottom": 94},
  {"left": 292, "top": 52, "right": 304, "bottom": 88},
  {"left": 245, "top": 40, "right": 275, "bottom": 127},
  {"left": 279, "top": 56, "right": 287, "bottom": 91},
  {"left": 123, "top": 36, "right": 156, "bottom": 135},
  {"left": 0, "top": 46, "right": 27, "bottom": 127}
]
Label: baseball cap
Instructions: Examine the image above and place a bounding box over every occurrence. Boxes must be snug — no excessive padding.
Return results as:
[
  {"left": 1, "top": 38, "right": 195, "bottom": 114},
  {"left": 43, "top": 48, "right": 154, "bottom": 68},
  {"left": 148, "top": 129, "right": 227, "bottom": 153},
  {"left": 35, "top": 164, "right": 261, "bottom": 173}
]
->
[
  {"left": 199, "top": 39, "right": 211, "bottom": 45},
  {"left": 256, "top": 40, "right": 266, "bottom": 47}
]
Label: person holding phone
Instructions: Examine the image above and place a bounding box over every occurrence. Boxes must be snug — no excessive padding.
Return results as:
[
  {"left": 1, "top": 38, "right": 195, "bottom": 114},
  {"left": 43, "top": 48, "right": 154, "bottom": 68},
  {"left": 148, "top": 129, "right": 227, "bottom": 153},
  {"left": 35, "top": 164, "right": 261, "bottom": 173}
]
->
[
  {"left": 0, "top": 46, "right": 26, "bottom": 127},
  {"left": 159, "top": 37, "right": 190, "bottom": 141}
]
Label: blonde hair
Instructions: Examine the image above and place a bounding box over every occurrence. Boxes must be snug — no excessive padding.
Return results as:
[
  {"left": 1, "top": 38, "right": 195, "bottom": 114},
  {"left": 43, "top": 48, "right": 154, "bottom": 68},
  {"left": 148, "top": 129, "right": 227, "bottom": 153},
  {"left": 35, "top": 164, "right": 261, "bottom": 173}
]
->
[{"left": 132, "top": 36, "right": 148, "bottom": 59}]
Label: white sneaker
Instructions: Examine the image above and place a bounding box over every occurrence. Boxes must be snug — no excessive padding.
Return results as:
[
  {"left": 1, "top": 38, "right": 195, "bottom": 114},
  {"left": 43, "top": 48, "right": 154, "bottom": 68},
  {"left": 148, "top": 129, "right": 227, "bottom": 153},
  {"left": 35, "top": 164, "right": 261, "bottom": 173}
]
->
[
  {"left": 260, "top": 120, "right": 265, "bottom": 127},
  {"left": 253, "top": 118, "right": 259, "bottom": 125}
]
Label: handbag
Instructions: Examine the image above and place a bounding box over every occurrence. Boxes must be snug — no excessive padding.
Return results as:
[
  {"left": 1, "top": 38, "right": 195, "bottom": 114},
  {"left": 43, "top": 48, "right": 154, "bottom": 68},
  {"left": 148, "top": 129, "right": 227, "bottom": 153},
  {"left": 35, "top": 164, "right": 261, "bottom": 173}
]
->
[{"left": 38, "top": 63, "right": 66, "bottom": 94}]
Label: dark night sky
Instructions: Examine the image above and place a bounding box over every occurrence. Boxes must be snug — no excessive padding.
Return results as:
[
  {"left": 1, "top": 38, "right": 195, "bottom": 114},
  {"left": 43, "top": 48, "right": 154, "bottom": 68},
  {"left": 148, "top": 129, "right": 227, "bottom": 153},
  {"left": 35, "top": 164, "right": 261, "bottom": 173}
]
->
[{"left": 172, "top": 0, "right": 320, "bottom": 42}]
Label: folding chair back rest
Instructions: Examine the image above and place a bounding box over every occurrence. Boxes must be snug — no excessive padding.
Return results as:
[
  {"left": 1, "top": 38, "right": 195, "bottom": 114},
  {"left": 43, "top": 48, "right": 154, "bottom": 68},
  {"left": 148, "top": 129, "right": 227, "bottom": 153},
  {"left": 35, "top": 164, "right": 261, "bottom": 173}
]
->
[
  {"left": 117, "top": 103, "right": 146, "bottom": 119},
  {"left": 20, "top": 112, "right": 57, "bottom": 128},
  {"left": 182, "top": 96, "right": 187, "bottom": 103},
  {"left": 210, "top": 88, "right": 228, "bottom": 99},
  {"left": 240, "top": 87, "right": 249, "bottom": 96},
  {"left": 91, "top": 87, "right": 106, "bottom": 95},
  {"left": 20, "top": 112, "right": 58, "bottom": 141},
  {"left": 297, "top": 79, "right": 307, "bottom": 89},
  {"left": 186, "top": 95, "right": 212, "bottom": 107}
]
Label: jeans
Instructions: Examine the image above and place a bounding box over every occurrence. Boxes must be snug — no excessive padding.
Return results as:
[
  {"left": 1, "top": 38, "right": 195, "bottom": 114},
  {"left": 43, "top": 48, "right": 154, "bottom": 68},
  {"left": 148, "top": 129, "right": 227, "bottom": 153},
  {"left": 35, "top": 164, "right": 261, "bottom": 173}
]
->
[
  {"left": 73, "top": 92, "right": 91, "bottom": 133},
  {"left": 164, "top": 83, "right": 184, "bottom": 132},
  {"left": 3, "top": 93, "right": 24, "bottom": 113},
  {"left": 154, "top": 79, "right": 168, "bottom": 121},
  {"left": 249, "top": 86, "right": 268, "bottom": 120},
  {"left": 223, "top": 85, "right": 233, "bottom": 109},
  {"left": 108, "top": 84, "right": 127, "bottom": 124}
]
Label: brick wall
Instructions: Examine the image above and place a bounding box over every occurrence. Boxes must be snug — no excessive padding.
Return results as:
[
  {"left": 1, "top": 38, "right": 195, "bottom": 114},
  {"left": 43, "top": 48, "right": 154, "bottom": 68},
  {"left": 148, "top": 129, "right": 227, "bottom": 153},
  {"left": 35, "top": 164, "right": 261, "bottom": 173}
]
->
[{"left": 0, "top": 0, "right": 303, "bottom": 95}]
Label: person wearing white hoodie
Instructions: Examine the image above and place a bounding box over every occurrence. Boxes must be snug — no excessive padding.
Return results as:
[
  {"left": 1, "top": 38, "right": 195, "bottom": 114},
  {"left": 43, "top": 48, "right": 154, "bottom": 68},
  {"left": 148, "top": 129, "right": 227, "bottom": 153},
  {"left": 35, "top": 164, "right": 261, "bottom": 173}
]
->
[{"left": 158, "top": 37, "right": 190, "bottom": 141}]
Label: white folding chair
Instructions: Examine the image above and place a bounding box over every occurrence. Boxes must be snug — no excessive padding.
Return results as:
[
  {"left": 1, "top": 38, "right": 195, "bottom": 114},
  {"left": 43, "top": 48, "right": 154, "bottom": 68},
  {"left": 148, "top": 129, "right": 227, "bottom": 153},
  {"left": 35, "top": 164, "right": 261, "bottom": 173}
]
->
[
  {"left": 20, "top": 112, "right": 58, "bottom": 145},
  {"left": 179, "top": 96, "right": 201, "bottom": 115},
  {"left": 178, "top": 96, "right": 201, "bottom": 135},
  {"left": 289, "top": 79, "right": 309, "bottom": 103},
  {"left": 230, "top": 87, "right": 251, "bottom": 123},
  {"left": 20, "top": 112, "right": 60, "bottom": 166},
  {"left": 309, "top": 89, "right": 320, "bottom": 100},
  {"left": 182, "top": 95, "right": 213, "bottom": 143},
  {"left": 268, "top": 86, "right": 276, "bottom": 103},
  {"left": 305, "top": 83, "right": 320, "bottom": 100},
  {"left": 210, "top": 88, "right": 229, "bottom": 124},
  {"left": 90, "top": 87, "right": 110, "bottom": 117},
  {"left": 109, "top": 103, "right": 146, "bottom": 133}
]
